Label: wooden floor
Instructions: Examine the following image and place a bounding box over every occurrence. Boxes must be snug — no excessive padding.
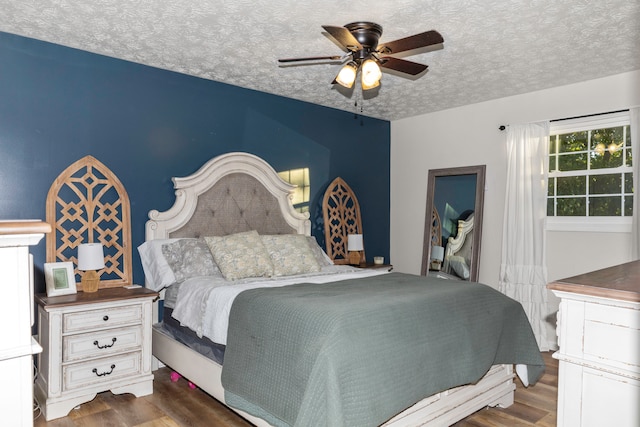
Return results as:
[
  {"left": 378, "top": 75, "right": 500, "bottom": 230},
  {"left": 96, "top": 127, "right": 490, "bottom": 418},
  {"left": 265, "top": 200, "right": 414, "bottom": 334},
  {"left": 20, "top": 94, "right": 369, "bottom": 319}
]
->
[
  {"left": 452, "top": 351, "right": 558, "bottom": 427},
  {"left": 34, "top": 352, "right": 557, "bottom": 427}
]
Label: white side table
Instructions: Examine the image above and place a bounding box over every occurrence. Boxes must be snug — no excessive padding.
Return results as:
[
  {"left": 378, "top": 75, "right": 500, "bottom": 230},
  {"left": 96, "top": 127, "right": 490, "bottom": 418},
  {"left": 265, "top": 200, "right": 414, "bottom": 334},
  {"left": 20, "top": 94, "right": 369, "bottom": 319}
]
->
[{"left": 35, "top": 287, "right": 158, "bottom": 421}]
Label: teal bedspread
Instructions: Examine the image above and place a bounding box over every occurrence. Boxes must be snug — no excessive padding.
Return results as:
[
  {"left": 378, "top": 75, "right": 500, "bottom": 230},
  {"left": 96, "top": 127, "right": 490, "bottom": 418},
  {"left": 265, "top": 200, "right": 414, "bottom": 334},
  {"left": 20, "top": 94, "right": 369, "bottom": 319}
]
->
[{"left": 221, "top": 273, "right": 545, "bottom": 427}]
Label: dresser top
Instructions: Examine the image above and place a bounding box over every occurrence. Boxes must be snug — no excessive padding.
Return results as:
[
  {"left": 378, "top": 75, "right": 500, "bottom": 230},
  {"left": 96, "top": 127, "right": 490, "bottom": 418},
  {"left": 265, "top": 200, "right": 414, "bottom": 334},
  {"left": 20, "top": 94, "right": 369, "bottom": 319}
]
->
[
  {"left": 0, "top": 220, "right": 51, "bottom": 235},
  {"left": 548, "top": 260, "right": 640, "bottom": 302},
  {"left": 36, "top": 286, "right": 159, "bottom": 308}
]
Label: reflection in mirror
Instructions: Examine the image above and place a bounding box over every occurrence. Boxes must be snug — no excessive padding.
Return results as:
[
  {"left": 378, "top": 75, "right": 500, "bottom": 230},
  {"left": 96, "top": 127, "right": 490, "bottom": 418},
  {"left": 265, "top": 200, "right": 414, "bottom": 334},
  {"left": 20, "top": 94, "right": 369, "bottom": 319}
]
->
[{"left": 421, "top": 165, "right": 486, "bottom": 281}]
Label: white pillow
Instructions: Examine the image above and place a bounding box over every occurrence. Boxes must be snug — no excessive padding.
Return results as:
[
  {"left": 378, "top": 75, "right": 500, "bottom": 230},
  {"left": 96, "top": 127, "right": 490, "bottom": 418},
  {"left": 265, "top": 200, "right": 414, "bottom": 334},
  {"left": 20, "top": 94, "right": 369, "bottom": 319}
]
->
[
  {"left": 448, "top": 255, "right": 470, "bottom": 280},
  {"left": 261, "top": 234, "right": 322, "bottom": 276},
  {"left": 204, "top": 231, "right": 274, "bottom": 281},
  {"left": 137, "top": 239, "right": 181, "bottom": 291}
]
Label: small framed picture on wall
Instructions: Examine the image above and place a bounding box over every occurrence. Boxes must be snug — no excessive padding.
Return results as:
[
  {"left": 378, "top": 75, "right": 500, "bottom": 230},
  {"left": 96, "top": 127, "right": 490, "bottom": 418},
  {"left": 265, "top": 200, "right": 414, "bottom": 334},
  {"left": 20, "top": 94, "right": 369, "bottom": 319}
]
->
[{"left": 44, "top": 262, "right": 77, "bottom": 297}]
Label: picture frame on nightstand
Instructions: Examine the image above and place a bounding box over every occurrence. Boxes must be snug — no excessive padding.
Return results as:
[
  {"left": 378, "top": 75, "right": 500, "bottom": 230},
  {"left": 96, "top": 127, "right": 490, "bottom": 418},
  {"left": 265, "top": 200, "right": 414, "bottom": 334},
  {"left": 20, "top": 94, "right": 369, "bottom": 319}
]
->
[{"left": 44, "top": 262, "right": 76, "bottom": 297}]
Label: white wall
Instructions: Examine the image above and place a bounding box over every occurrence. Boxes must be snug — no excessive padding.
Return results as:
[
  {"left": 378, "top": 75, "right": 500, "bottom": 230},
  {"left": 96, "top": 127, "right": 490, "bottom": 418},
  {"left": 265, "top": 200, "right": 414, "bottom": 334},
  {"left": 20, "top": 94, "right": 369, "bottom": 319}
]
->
[
  {"left": 391, "top": 70, "right": 639, "bottom": 348},
  {"left": 390, "top": 70, "right": 640, "bottom": 285}
]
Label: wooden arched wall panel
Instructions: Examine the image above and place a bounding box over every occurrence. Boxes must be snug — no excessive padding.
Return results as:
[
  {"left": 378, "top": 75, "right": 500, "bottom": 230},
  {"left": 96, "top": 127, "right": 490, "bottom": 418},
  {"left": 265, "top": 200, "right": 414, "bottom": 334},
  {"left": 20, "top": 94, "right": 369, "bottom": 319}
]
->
[
  {"left": 322, "top": 177, "right": 364, "bottom": 264},
  {"left": 430, "top": 207, "right": 442, "bottom": 248},
  {"left": 46, "top": 155, "right": 132, "bottom": 290}
]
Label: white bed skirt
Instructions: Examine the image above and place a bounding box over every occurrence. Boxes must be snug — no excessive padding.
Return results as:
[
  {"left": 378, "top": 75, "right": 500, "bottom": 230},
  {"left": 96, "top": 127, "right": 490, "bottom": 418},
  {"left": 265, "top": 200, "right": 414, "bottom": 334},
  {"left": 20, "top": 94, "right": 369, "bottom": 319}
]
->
[{"left": 152, "top": 326, "right": 515, "bottom": 426}]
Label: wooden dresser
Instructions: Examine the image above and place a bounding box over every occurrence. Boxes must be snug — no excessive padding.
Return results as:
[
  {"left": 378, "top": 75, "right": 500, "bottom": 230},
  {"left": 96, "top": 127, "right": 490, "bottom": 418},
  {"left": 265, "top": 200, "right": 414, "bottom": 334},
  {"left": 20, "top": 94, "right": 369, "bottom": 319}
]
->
[
  {"left": 548, "top": 261, "right": 640, "bottom": 427},
  {"left": 0, "top": 220, "right": 50, "bottom": 426},
  {"left": 34, "top": 287, "right": 158, "bottom": 420}
]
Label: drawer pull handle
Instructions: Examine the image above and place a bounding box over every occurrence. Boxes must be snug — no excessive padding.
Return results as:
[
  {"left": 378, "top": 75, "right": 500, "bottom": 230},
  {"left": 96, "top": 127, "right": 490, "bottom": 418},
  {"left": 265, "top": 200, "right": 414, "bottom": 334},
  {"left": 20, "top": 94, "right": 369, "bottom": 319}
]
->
[
  {"left": 93, "top": 337, "right": 117, "bottom": 349},
  {"left": 103, "top": 315, "right": 109, "bottom": 321},
  {"left": 92, "top": 364, "right": 116, "bottom": 377}
]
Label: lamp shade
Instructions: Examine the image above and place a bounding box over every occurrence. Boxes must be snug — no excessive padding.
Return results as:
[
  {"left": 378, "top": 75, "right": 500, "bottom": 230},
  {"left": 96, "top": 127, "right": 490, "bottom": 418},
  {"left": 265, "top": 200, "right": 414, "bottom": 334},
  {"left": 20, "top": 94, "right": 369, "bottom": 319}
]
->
[
  {"left": 361, "top": 59, "right": 382, "bottom": 90},
  {"left": 347, "top": 234, "right": 364, "bottom": 251},
  {"left": 431, "top": 245, "right": 445, "bottom": 262},
  {"left": 77, "top": 243, "right": 105, "bottom": 271},
  {"left": 335, "top": 62, "right": 357, "bottom": 88}
]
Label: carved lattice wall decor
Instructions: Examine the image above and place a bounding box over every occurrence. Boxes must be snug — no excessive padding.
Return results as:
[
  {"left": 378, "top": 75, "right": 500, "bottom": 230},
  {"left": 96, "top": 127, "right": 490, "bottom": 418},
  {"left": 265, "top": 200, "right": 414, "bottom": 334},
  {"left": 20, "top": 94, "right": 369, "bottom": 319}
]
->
[
  {"left": 322, "top": 177, "right": 364, "bottom": 264},
  {"left": 46, "top": 156, "right": 132, "bottom": 291},
  {"left": 430, "top": 208, "right": 442, "bottom": 248}
]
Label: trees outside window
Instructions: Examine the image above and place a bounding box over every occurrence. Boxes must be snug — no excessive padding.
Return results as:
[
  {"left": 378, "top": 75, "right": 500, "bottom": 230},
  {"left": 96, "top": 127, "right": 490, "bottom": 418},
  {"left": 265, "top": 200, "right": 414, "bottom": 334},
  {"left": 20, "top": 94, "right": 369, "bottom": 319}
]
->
[{"left": 548, "top": 112, "right": 633, "bottom": 223}]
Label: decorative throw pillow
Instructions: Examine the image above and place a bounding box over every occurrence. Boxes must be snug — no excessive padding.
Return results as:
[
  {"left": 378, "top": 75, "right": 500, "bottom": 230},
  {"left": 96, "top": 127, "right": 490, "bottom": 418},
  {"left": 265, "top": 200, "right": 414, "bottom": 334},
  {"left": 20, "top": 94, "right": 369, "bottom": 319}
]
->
[
  {"left": 305, "top": 236, "right": 334, "bottom": 267},
  {"left": 204, "top": 230, "right": 274, "bottom": 281},
  {"left": 161, "top": 238, "right": 221, "bottom": 283},
  {"left": 261, "top": 234, "right": 322, "bottom": 276}
]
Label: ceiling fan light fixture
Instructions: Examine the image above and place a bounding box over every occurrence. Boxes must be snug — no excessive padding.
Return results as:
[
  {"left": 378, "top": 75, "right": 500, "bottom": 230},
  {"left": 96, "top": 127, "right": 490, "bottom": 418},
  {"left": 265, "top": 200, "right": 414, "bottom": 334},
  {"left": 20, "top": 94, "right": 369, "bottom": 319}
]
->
[
  {"left": 335, "top": 62, "right": 358, "bottom": 88},
  {"left": 280, "top": 23, "right": 443, "bottom": 93},
  {"left": 361, "top": 59, "right": 382, "bottom": 90}
]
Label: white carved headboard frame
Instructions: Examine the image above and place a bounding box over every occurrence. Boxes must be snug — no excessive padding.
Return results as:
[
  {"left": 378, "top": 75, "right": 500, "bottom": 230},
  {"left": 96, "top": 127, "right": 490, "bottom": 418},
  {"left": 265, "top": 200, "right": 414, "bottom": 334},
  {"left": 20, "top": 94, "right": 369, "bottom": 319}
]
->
[
  {"left": 442, "top": 213, "right": 474, "bottom": 276},
  {"left": 145, "top": 152, "right": 311, "bottom": 242}
]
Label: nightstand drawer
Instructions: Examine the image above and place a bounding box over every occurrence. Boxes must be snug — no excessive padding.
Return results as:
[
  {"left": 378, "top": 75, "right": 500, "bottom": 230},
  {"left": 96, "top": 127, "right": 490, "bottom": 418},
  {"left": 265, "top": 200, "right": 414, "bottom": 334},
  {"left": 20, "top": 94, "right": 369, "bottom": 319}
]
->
[
  {"left": 63, "top": 351, "right": 141, "bottom": 391},
  {"left": 63, "top": 325, "right": 142, "bottom": 362},
  {"left": 64, "top": 305, "right": 142, "bottom": 333}
]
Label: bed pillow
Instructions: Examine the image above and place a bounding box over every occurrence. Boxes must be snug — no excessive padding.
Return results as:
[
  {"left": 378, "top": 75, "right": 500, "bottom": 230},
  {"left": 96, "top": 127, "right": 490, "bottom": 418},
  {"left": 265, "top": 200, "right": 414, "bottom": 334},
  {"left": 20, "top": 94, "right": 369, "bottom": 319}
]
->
[
  {"left": 137, "top": 239, "right": 181, "bottom": 291},
  {"left": 305, "top": 236, "right": 334, "bottom": 267},
  {"left": 261, "top": 234, "right": 322, "bottom": 276},
  {"left": 204, "top": 230, "right": 274, "bottom": 281},
  {"left": 161, "top": 238, "right": 221, "bottom": 283},
  {"left": 448, "top": 255, "right": 470, "bottom": 280}
]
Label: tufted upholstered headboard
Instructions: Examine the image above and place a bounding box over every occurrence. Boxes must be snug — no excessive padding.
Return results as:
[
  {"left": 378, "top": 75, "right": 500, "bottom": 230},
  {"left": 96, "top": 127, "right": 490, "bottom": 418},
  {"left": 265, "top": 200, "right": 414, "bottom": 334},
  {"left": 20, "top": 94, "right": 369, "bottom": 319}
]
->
[
  {"left": 167, "top": 173, "right": 297, "bottom": 238},
  {"left": 145, "top": 152, "right": 311, "bottom": 242}
]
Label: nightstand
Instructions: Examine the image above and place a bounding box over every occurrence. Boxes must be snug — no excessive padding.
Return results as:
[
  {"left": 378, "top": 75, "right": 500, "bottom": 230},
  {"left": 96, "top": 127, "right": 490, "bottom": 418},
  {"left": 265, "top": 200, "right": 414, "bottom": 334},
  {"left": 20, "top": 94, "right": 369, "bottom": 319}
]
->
[
  {"left": 355, "top": 262, "right": 393, "bottom": 271},
  {"left": 34, "top": 287, "right": 158, "bottom": 421}
]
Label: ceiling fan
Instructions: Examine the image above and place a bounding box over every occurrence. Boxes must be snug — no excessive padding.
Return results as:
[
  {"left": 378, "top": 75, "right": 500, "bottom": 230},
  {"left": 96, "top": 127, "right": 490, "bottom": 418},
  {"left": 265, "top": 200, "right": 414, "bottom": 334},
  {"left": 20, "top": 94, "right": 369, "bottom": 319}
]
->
[{"left": 278, "top": 22, "right": 444, "bottom": 90}]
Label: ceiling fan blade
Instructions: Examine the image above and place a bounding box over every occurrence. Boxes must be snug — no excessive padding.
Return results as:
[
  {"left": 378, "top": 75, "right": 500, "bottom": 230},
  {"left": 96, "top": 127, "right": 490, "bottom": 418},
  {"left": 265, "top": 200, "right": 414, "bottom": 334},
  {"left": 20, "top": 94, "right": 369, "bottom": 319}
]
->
[
  {"left": 378, "top": 57, "right": 428, "bottom": 75},
  {"left": 377, "top": 30, "right": 444, "bottom": 55},
  {"left": 322, "top": 25, "right": 363, "bottom": 51},
  {"left": 278, "top": 55, "right": 344, "bottom": 63}
]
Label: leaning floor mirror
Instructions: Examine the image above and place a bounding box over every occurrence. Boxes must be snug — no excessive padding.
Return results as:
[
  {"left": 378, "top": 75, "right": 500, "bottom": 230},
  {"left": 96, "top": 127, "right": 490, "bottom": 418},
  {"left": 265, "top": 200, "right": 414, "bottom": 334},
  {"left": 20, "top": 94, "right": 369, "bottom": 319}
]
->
[{"left": 421, "top": 165, "right": 486, "bottom": 281}]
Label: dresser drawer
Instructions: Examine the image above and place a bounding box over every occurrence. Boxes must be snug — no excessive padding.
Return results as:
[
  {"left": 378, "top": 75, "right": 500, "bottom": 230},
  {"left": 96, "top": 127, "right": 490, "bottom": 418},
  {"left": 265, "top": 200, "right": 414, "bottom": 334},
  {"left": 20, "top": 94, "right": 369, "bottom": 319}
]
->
[
  {"left": 63, "top": 325, "right": 142, "bottom": 362},
  {"left": 63, "top": 304, "right": 142, "bottom": 333},
  {"left": 584, "top": 303, "right": 640, "bottom": 369},
  {"left": 63, "top": 351, "right": 141, "bottom": 391}
]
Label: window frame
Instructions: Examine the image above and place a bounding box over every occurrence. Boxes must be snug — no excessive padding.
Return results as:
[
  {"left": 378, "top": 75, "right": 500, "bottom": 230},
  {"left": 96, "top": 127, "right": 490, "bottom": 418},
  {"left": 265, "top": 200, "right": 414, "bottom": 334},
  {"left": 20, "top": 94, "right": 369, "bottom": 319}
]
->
[
  {"left": 546, "top": 111, "right": 632, "bottom": 233},
  {"left": 277, "top": 167, "right": 311, "bottom": 213}
]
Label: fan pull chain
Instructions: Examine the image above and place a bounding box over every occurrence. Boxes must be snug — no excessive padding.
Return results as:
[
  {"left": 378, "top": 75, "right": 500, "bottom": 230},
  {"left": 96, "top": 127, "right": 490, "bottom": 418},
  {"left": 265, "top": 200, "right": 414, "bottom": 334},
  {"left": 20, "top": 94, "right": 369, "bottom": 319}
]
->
[
  {"left": 354, "top": 95, "right": 365, "bottom": 126},
  {"left": 354, "top": 99, "right": 364, "bottom": 126}
]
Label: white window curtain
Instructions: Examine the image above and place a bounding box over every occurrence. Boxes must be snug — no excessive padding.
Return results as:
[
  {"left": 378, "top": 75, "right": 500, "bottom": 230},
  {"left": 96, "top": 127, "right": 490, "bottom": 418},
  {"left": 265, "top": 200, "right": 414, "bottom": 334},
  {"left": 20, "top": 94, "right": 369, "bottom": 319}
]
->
[
  {"left": 631, "top": 107, "right": 640, "bottom": 259},
  {"left": 499, "top": 121, "right": 551, "bottom": 351}
]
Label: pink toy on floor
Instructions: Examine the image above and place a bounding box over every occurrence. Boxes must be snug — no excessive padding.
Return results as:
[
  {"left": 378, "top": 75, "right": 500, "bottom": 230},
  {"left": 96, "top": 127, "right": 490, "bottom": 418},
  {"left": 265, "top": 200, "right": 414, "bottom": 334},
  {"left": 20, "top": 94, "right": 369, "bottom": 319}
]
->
[{"left": 170, "top": 371, "right": 196, "bottom": 389}]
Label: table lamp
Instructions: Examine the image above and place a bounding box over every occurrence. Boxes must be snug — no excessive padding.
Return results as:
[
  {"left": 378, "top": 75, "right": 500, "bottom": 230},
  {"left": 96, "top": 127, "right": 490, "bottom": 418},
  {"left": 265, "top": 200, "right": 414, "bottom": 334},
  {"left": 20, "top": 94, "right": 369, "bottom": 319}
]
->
[
  {"left": 77, "top": 243, "right": 105, "bottom": 292},
  {"left": 347, "top": 234, "right": 364, "bottom": 265},
  {"left": 430, "top": 245, "right": 445, "bottom": 271}
]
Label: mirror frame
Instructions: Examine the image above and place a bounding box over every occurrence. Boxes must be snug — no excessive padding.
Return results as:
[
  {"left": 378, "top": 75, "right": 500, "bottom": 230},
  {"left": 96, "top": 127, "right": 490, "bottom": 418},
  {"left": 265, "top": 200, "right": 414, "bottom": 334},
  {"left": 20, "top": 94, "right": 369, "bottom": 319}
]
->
[{"left": 420, "top": 165, "right": 486, "bottom": 281}]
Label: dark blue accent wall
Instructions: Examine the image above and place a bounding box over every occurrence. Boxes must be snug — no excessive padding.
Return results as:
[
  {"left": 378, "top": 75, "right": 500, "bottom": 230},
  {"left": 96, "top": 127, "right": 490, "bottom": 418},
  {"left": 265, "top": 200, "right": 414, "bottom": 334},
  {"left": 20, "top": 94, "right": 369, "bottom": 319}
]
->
[{"left": 0, "top": 32, "right": 390, "bottom": 292}]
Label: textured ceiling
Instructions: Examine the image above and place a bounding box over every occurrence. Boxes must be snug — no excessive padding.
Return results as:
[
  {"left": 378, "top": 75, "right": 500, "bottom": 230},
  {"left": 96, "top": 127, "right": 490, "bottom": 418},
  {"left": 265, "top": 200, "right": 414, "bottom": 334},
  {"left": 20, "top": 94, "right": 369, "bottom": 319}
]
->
[{"left": 2, "top": 1, "right": 639, "bottom": 121}]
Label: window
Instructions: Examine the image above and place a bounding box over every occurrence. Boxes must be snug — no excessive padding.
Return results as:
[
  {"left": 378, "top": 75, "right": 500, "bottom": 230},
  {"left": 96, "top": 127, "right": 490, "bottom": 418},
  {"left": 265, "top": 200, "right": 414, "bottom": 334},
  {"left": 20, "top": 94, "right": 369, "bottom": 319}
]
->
[
  {"left": 278, "top": 168, "right": 310, "bottom": 213},
  {"left": 547, "top": 111, "right": 633, "bottom": 232}
]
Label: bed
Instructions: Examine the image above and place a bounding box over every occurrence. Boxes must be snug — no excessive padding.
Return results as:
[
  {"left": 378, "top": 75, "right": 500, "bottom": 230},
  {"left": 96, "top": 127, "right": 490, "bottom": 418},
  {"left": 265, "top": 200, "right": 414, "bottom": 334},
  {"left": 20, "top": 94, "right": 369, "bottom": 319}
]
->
[{"left": 143, "top": 152, "right": 544, "bottom": 426}]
